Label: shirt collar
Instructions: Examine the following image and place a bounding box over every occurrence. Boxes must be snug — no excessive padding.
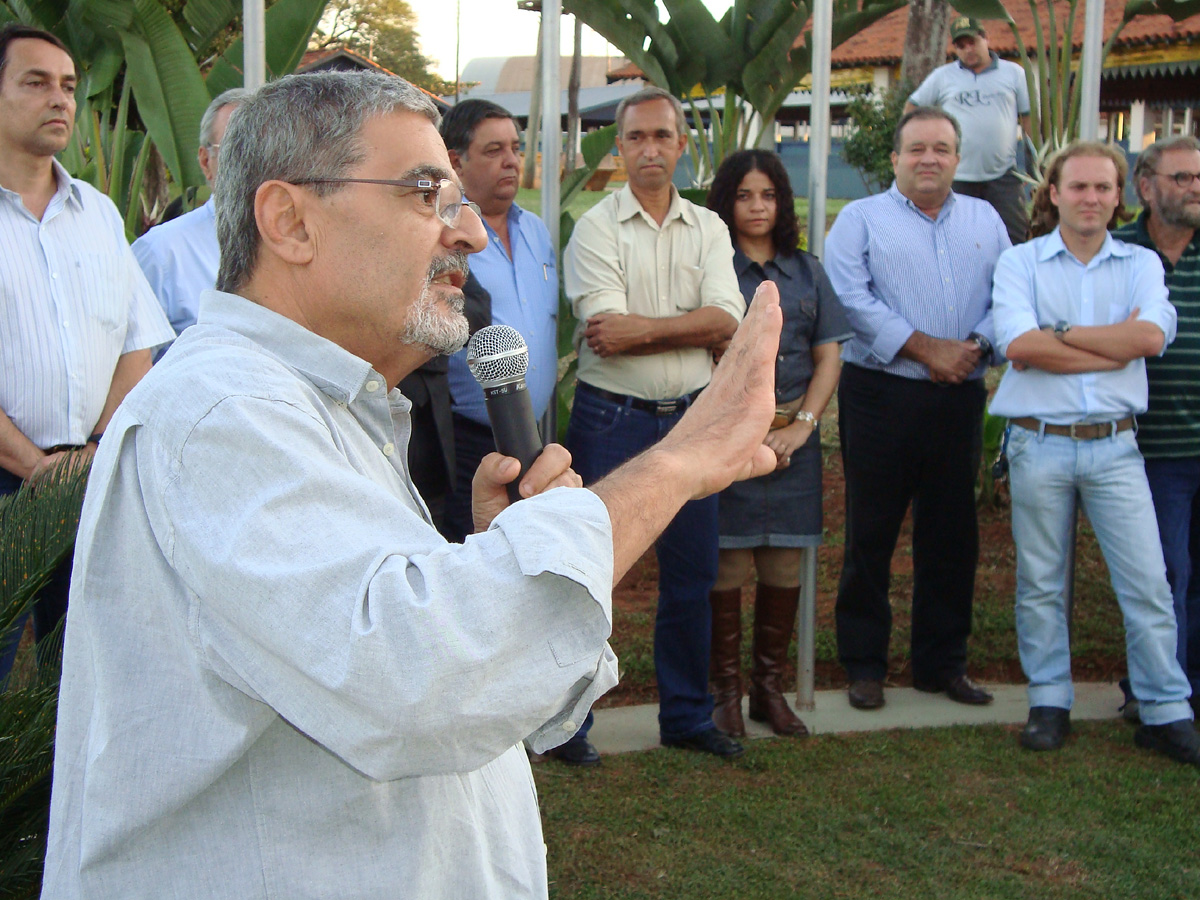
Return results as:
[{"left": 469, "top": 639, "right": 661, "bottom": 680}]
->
[
  {"left": 957, "top": 51, "right": 1000, "bottom": 74},
  {"left": 1037, "top": 226, "right": 1132, "bottom": 264},
  {"left": 0, "top": 157, "right": 83, "bottom": 214},
  {"left": 195, "top": 290, "right": 384, "bottom": 406},
  {"left": 887, "top": 181, "right": 957, "bottom": 220},
  {"left": 733, "top": 246, "right": 801, "bottom": 280},
  {"left": 615, "top": 183, "right": 695, "bottom": 229},
  {"left": 1129, "top": 209, "right": 1200, "bottom": 256}
]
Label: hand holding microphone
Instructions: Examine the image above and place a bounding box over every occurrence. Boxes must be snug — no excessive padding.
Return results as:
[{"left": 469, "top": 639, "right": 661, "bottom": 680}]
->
[{"left": 467, "top": 325, "right": 546, "bottom": 502}]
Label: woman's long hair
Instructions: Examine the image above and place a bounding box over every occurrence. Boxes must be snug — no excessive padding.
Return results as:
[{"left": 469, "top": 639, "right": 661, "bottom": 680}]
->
[{"left": 707, "top": 150, "right": 802, "bottom": 256}]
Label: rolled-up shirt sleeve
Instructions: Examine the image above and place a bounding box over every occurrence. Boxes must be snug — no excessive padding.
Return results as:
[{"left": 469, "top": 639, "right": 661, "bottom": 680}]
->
[
  {"left": 698, "top": 219, "right": 748, "bottom": 323},
  {"left": 991, "top": 244, "right": 1041, "bottom": 358},
  {"left": 1131, "top": 249, "right": 1175, "bottom": 353},
  {"left": 146, "top": 391, "right": 618, "bottom": 781},
  {"left": 564, "top": 211, "right": 629, "bottom": 322},
  {"left": 824, "top": 205, "right": 916, "bottom": 364}
]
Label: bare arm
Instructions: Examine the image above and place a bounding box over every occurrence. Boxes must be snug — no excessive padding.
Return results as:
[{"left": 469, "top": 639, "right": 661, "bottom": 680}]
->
[
  {"left": 592, "top": 283, "right": 782, "bottom": 582},
  {"left": 1058, "top": 312, "right": 1166, "bottom": 363},
  {"left": 1006, "top": 329, "right": 1124, "bottom": 374},
  {"left": 583, "top": 307, "right": 739, "bottom": 358},
  {"left": 903, "top": 101, "right": 917, "bottom": 115},
  {"left": 0, "top": 408, "right": 45, "bottom": 481},
  {"left": 898, "top": 331, "right": 982, "bottom": 384}
]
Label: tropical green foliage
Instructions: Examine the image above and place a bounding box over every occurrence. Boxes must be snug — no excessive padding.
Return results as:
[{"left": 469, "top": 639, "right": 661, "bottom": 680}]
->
[
  {"left": 563, "top": 0, "right": 905, "bottom": 185},
  {"left": 841, "top": 80, "right": 911, "bottom": 192},
  {"left": 1, "top": 0, "right": 326, "bottom": 235},
  {"left": 0, "top": 463, "right": 90, "bottom": 899},
  {"left": 953, "top": 0, "right": 1200, "bottom": 162}
]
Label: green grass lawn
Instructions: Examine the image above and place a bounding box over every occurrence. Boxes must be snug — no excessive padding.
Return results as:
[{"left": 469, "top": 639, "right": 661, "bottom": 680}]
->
[{"left": 537, "top": 720, "right": 1200, "bottom": 899}]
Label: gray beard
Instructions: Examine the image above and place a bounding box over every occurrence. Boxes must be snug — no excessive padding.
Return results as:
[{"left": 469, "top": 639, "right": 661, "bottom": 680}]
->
[
  {"left": 1159, "top": 201, "right": 1200, "bottom": 230},
  {"left": 402, "top": 286, "right": 469, "bottom": 355}
]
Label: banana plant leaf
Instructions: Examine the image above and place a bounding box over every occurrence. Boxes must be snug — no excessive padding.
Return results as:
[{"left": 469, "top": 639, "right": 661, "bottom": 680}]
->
[{"left": 205, "top": 0, "right": 327, "bottom": 96}]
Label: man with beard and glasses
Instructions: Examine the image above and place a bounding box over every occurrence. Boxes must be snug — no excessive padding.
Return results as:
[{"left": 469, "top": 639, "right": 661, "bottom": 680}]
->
[
  {"left": 1115, "top": 135, "right": 1200, "bottom": 717},
  {"left": 42, "top": 72, "right": 787, "bottom": 898}
]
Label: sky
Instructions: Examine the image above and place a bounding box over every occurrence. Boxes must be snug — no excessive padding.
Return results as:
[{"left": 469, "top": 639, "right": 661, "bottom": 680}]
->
[{"left": 406, "top": 0, "right": 735, "bottom": 81}]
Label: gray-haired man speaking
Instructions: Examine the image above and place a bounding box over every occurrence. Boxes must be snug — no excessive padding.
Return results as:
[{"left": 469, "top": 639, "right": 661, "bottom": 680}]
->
[{"left": 42, "top": 71, "right": 784, "bottom": 898}]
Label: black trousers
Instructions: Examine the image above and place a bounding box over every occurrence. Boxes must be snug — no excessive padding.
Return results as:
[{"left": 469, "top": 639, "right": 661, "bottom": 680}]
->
[{"left": 835, "top": 364, "right": 985, "bottom": 683}]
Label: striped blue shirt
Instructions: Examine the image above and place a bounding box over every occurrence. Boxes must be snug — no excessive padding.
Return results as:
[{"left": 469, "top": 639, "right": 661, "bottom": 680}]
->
[
  {"left": 824, "top": 184, "right": 1010, "bottom": 381},
  {"left": 0, "top": 160, "right": 174, "bottom": 448}
]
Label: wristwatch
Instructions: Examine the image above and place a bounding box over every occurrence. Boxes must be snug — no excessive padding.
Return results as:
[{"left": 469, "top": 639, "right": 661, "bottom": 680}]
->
[
  {"left": 1053, "top": 320, "right": 1072, "bottom": 339},
  {"left": 967, "top": 331, "right": 993, "bottom": 358}
]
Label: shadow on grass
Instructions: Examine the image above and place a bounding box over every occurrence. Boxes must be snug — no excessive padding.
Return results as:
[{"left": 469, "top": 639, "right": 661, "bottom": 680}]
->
[{"left": 538, "top": 720, "right": 1199, "bottom": 899}]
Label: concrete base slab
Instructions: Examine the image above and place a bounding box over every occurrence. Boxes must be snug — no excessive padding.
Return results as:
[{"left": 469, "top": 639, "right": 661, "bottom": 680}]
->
[{"left": 587, "top": 682, "right": 1126, "bottom": 757}]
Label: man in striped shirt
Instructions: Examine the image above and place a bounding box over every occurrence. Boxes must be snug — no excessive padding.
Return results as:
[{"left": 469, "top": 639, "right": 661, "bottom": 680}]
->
[
  {"left": 1115, "top": 135, "right": 1200, "bottom": 715},
  {"left": 0, "top": 24, "right": 173, "bottom": 679}
]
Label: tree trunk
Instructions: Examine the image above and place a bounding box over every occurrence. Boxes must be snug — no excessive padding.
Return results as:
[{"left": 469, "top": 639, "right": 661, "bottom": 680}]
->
[
  {"left": 565, "top": 16, "right": 582, "bottom": 174},
  {"left": 899, "top": 0, "right": 951, "bottom": 91},
  {"left": 522, "top": 13, "right": 544, "bottom": 189}
]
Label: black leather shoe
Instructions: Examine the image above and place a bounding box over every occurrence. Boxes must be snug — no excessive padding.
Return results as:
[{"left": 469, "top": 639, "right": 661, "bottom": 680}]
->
[
  {"left": 1019, "top": 706, "right": 1071, "bottom": 751},
  {"left": 848, "top": 678, "right": 885, "bottom": 710},
  {"left": 1134, "top": 719, "right": 1200, "bottom": 767},
  {"left": 914, "top": 673, "right": 994, "bottom": 706},
  {"left": 547, "top": 735, "right": 601, "bottom": 767},
  {"left": 661, "top": 728, "right": 745, "bottom": 759}
]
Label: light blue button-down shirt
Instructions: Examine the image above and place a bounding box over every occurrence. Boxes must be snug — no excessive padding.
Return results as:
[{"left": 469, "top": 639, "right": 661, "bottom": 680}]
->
[
  {"left": 448, "top": 203, "right": 558, "bottom": 424},
  {"left": 132, "top": 198, "right": 219, "bottom": 338},
  {"left": 824, "top": 184, "right": 1010, "bottom": 381},
  {"left": 43, "top": 290, "right": 619, "bottom": 899},
  {"left": 0, "top": 160, "right": 174, "bottom": 448},
  {"left": 990, "top": 228, "right": 1175, "bottom": 423}
]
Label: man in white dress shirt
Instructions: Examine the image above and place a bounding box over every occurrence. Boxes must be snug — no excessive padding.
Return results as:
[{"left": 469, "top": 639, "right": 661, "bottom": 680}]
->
[
  {"left": 0, "top": 23, "right": 173, "bottom": 679},
  {"left": 41, "top": 71, "right": 784, "bottom": 898},
  {"left": 132, "top": 87, "right": 251, "bottom": 342}
]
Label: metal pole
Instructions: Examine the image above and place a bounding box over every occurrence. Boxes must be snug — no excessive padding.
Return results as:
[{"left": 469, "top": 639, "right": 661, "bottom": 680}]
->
[
  {"left": 1078, "top": 0, "right": 1105, "bottom": 140},
  {"left": 242, "top": 0, "right": 266, "bottom": 90},
  {"left": 796, "top": 546, "right": 817, "bottom": 711},
  {"left": 541, "top": 0, "right": 561, "bottom": 252},
  {"left": 807, "top": 0, "right": 832, "bottom": 259}
]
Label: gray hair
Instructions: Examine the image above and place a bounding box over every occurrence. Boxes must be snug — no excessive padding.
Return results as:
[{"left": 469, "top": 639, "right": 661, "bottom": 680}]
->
[
  {"left": 615, "top": 86, "right": 687, "bottom": 138},
  {"left": 215, "top": 71, "right": 440, "bottom": 293},
  {"left": 1132, "top": 134, "right": 1200, "bottom": 204},
  {"left": 199, "top": 87, "right": 252, "bottom": 147}
]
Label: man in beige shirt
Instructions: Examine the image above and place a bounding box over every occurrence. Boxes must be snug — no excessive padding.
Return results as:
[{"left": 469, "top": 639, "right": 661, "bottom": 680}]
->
[{"left": 561, "top": 86, "right": 746, "bottom": 763}]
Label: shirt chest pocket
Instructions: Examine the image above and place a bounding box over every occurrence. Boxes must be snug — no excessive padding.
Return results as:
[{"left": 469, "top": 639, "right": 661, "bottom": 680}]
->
[
  {"left": 673, "top": 264, "right": 704, "bottom": 314},
  {"left": 73, "top": 253, "right": 126, "bottom": 333}
]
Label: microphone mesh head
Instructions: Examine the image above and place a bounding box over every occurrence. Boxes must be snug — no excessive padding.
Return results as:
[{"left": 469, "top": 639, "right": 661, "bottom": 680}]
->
[{"left": 467, "top": 325, "right": 529, "bottom": 385}]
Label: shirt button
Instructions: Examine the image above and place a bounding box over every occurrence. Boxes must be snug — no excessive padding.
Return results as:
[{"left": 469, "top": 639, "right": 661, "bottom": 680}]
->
[
  {"left": 382, "top": 443, "right": 395, "bottom": 457},
  {"left": 563, "top": 720, "right": 576, "bottom": 731},
  {"left": 365, "top": 380, "right": 380, "bottom": 393}
]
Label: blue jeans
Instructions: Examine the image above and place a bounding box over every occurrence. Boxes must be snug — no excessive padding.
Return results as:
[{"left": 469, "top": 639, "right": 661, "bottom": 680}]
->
[
  {"left": 1144, "top": 456, "right": 1200, "bottom": 694},
  {"left": 1008, "top": 426, "right": 1193, "bottom": 725},
  {"left": 567, "top": 384, "right": 718, "bottom": 740}
]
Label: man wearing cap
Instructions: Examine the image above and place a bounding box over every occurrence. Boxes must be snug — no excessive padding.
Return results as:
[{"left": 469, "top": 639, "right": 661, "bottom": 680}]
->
[{"left": 907, "top": 16, "right": 1031, "bottom": 245}]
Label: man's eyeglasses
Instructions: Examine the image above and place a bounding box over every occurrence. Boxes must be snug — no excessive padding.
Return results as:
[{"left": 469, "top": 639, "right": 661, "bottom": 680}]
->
[
  {"left": 1154, "top": 170, "right": 1200, "bottom": 188},
  {"left": 291, "top": 177, "right": 481, "bottom": 228}
]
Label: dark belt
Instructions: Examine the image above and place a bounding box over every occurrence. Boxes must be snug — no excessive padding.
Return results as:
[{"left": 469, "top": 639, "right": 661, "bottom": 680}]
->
[
  {"left": 43, "top": 443, "right": 87, "bottom": 454},
  {"left": 576, "top": 381, "right": 702, "bottom": 416},
  {"left": 1012, "top": 416, "right": 1135, "bottom": 441}
]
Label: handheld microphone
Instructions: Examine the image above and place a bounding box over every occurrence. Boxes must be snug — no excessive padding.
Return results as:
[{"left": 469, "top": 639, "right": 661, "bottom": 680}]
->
[{"left": 467, "top": 325, "right": 544, "bottom": 502}]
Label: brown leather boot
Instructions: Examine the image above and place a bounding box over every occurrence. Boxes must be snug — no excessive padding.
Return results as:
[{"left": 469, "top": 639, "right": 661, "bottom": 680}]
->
[
  {"left": 708, "top": 587, "right": 745, "bottom": 737},
  {"left": 748, "top": 583, "right": 809, "bottom": 737}
]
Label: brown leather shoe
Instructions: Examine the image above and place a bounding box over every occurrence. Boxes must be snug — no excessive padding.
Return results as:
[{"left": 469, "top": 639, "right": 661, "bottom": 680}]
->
[
  {"left": 747, "top": 584, "right": 809, "bottom": 736},
  {"left": 848, "top": 678, "right": 885, "bottom": 710},
  {"left": 914, "top": 673, "right": 994, "bottom": 706},
  {"left": 709, "top": 587, "right": 746, "bottom": 737}
]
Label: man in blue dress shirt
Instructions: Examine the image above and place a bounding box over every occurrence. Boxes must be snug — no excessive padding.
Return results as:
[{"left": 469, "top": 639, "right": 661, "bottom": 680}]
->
[
  {"left": 439, "top": 100, "right": 560, "bottom": 544},
  {"left": 825, "top": 107, "right": 1009, "bottom": 711},
  {"left": 990, "top": 141, "right": 1199, "bottom": 765},
  {"left": 132, "top": 87, "right": 251, "bottom": 343}
]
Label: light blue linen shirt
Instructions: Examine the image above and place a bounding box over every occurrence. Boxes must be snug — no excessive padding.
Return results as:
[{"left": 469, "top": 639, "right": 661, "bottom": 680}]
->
[
  {"left": 824, "top": 184, "right": 1010, "bottom": 381},
  {"left": 131, "top": 197, "right": 219, "bottom": 338},
  {"left": 0, "top": 160, "right": 174, "bottom": 448},
  {"left": 448, "top": 203, "right": 558, "bottom": 424},
  {"left": 990, "top": 228, "right": 1175, "bottom": 423},
  {"left": 42, "top": 290, "right": 619, "bottom": 899}
]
